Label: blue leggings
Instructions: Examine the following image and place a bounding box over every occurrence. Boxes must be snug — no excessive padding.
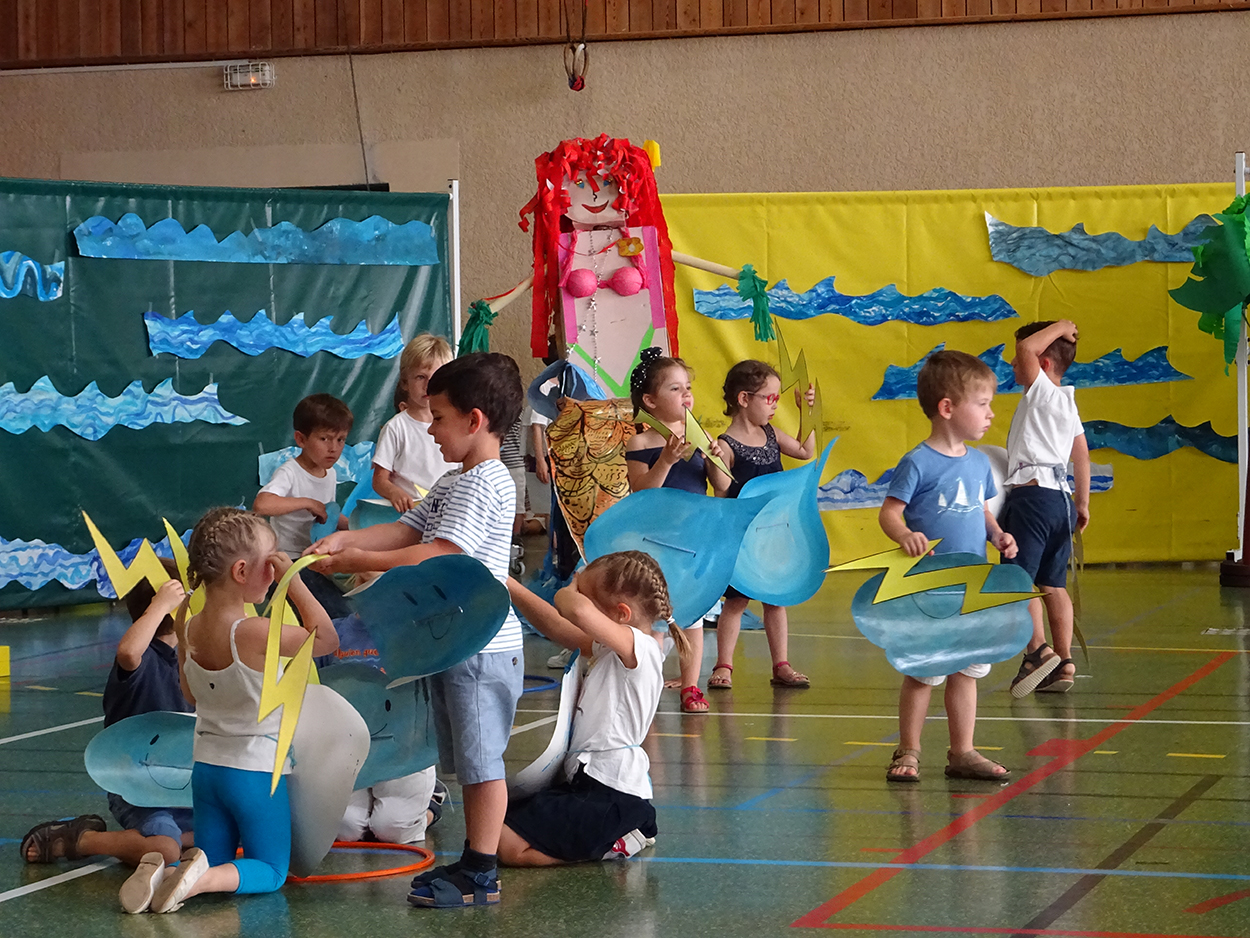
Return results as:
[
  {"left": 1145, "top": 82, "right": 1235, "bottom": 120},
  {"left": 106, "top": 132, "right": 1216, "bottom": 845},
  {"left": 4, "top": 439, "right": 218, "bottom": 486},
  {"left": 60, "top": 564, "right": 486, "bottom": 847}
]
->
[{"left": 191, "top": 762, "right": 290, "bottom": 894}]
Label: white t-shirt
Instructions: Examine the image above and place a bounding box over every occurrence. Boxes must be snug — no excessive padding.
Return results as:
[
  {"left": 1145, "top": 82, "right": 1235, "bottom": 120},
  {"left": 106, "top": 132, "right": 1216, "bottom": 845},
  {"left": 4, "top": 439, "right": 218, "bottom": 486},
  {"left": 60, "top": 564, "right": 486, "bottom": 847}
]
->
[
  {"left": 398, "top": 460, "right": 523, "bottom": 654},
  {"left": 564, "top": 628, "right": 663, "bottom": 800},
  {"left": 1004, "top": 371, "right": 1085, "bottom": 493},
  {"left": 259, "top": 458, "right": 337, "bottom": 557},
  {"left": 372, "top": 410, "right": 459, "bottom": 497}
]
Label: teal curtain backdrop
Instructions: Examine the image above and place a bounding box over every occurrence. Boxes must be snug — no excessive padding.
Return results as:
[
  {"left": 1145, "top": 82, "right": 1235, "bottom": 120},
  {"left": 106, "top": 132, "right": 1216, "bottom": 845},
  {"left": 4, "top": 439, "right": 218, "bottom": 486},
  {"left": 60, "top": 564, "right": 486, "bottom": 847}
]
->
[{"left": 0, "top": 177, "right": 451, "bottom": 609}]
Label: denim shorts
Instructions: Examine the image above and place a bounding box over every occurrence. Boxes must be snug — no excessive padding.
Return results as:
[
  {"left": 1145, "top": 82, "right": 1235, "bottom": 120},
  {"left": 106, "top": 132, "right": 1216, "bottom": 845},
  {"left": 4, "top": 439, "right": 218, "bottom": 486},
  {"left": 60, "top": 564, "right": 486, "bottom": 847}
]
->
[
  {"left": 429, "top": 651, "right": 523, "bottom": 785},
  {"left": 107, "top": 792, "right": 193, "bottom": 842}
]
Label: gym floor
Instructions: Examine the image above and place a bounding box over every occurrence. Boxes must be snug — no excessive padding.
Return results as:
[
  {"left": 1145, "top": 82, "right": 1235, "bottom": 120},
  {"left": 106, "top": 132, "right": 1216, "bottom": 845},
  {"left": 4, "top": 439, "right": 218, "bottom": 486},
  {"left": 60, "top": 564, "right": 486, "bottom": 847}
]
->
[{"left": 2, "top": 559, "right": 1249, "bottom": 938}]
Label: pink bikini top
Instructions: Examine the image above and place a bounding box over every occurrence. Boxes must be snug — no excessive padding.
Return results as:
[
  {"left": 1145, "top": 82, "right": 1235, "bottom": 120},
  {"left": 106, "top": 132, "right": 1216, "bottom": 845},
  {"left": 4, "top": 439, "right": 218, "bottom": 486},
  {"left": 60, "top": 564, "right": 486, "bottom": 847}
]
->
[{"left": 564, "top": 265, "right": 645, "bottom": 298}]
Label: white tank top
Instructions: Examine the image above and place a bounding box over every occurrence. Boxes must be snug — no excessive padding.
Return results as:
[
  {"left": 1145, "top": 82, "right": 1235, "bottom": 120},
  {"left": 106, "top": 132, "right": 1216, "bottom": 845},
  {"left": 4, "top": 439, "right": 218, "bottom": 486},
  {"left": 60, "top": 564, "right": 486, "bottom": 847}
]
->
[{"left": 184, "top": 617, "right": 290, "bottom": 774}]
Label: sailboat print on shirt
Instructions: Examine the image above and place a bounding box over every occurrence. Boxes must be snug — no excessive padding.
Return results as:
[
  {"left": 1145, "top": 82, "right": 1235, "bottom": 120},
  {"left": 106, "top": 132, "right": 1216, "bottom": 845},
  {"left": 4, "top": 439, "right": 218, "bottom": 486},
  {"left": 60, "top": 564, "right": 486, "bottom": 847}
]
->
[{"left": 936, "top": 479, "right": 985, "bottom": 515}]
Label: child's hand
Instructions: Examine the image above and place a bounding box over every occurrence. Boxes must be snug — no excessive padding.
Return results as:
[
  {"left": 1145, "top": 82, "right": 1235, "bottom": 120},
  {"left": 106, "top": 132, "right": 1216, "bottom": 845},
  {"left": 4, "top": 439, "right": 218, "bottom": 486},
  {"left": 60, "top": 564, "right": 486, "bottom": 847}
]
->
[
  {"left": 152, "top": 578, "right": 187, "bottom": 615},
  {"left": 1076, "top": 503, "right": 1090, "bottom": 532},
  {"left": 899, "top": 531, "right": 930, "bottom": 557},
  {"left": 795, "top": 382, "right": 816, "bottom": 408},
  {"left": 706, "top": 438, "right": 726, "bottom": 462},
  {"left": 388, "top": 492, "right": 415, "bottom": 513},
  {"left": 1058, "top": 319, "right": 1079, "bottom": 342},
  {"left": 307, "top": 531, "right": 350, "bottom": 556},
  {"left": 305, "top": 499, "right": 328, "bottom": 524},
  {"left": 659, "top": 432, "right": 693, "bottom": 466},
  {"left": 268, "top": 551, "right": 293, "bottom": 580},
  {"left": 993, "top": 531, "right": 1019, "bottom": 559},
  {"left": 311, "top": 548, "right": 361, "bottom": 575}
]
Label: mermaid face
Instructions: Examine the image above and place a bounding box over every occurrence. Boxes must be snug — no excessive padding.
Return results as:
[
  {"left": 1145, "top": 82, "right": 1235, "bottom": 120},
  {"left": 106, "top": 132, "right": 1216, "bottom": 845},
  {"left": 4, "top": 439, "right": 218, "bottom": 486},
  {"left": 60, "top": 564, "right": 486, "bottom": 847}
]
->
[{"left": 563, "top": 172, "right": 626, "bottom": 228}]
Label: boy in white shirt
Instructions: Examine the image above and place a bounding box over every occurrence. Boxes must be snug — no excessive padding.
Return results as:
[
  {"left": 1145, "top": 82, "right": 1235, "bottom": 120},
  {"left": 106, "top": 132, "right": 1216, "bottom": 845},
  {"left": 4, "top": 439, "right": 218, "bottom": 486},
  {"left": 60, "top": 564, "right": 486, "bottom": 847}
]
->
[
  {"left": 372, "top": 334, "right": 458, "bottom": 512},
  {"left": 253, "top": 393, "right": 352, "bottom": 616},
  {"left": 1001, "top": 320, "right": 1091, "bottom": 697}
]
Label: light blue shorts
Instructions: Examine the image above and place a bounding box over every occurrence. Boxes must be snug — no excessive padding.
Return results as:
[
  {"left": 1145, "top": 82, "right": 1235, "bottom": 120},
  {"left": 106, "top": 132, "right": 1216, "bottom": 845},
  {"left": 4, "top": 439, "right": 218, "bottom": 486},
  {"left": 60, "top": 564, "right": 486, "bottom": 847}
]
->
[{"left": 429, "top": 651, "right": 523, "bottom": 785}]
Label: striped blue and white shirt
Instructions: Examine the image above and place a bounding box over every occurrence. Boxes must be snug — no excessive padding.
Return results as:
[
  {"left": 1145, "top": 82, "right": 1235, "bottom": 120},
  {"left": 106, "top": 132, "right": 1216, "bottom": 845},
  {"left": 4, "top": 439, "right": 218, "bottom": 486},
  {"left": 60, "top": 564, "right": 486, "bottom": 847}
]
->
[{"left": 399, "top": 459, "right": 524, "bottom": 654}]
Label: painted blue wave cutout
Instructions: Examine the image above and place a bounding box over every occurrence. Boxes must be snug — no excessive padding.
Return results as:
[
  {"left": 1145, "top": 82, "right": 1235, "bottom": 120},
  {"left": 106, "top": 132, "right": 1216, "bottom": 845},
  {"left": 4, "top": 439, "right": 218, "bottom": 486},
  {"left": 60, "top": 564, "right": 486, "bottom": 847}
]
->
[
  {"left": 0, "top": 530, "right": 189, "bottom": 594},
  {"left": 146, "top": 311, "right": 404, "bottom": 360},
  {"left": 74, "top": 213, "right": 440, "bottom": 267},
  {"left": 1, "top": 251, "right": 64, "bottom": 301},
  {"left": 1085, "top": 416, "right": 1235, "bottom": 463},
  {"left": 0, "top": 376, "right": 248, "bottom": 441},
  {"left": 818, "top": 464, "right": 1113, "bottom": 512},
  {"left": 986, "top": 212, "right": 1216, "bottom": 277},
  {"left": 258, "top": 440, "right": 376, "bottom": 486},
  {"left": 693, "top": 277, "right": 1018, "bottom": 326},
  {"left": 873, "top": 344, "right": 1190, "bottom": 400}
]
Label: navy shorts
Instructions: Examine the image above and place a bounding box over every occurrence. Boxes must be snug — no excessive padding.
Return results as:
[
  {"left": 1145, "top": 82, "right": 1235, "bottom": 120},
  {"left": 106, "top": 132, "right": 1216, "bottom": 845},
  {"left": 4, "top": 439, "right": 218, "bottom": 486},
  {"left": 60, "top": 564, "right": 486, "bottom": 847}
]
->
[
  {"left": 107, "top": 792, "right": 193, "bottom": 842},
  {"left": 999, "top": 485, "right": 1077, "bottom": 589}
]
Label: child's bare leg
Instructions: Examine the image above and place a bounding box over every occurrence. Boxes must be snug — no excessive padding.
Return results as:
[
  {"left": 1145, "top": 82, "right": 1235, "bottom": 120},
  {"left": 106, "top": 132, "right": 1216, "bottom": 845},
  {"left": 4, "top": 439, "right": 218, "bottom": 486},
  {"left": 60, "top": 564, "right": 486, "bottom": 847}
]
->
[
  {"left": 762, "top": 604, "right": 806, "bottom": 683},
  {"left": 1041, "top": 586, "right": 1075, "bottom": 678},
  {"left": 1024, "top": 597, "right": 1047, "bottom": 653},
  {"left": 680, "top": 625, "right": 704, "bottom": 690},
  {"left": 944, "top": 673, "right": 978, "bottom": 754},
  {"left": 714, "top": 595, "right": 750, "bottom": 677},
  {"left": 76, "top": 830, "right": 182, "bottom": 867},
  {"left": 181, "top": 862, "right": 241, "bottom": 898},
  {"left": 497, "top": 825, "right": 565, "bottom": 867},
  {"left": 462, "top": 779, "right": 508, "bottom": 856},
  {"left": 898, "top": 676, "right": 933, "bottom": 762}
]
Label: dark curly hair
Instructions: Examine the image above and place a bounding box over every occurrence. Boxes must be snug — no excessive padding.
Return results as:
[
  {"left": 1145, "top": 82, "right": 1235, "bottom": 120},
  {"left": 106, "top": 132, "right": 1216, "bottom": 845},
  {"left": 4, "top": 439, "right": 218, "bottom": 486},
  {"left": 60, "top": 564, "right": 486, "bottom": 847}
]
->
[{"left": 722, "top": 360, "right": 779, "bottom": 416}]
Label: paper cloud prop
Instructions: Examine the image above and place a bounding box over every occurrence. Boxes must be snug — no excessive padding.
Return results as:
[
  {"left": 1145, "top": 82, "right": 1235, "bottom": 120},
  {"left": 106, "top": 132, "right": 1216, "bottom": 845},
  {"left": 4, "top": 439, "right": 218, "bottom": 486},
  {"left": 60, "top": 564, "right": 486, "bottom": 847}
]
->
[{"left": 85, "top": 711, "right": 196, "bottom": 808}]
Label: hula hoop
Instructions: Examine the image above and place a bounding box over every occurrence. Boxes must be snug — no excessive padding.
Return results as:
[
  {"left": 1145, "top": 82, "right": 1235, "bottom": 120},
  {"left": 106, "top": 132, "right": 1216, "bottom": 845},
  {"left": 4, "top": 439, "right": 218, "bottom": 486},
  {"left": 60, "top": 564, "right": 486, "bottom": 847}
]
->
[
  {"left": 285, "top": 841, "right": 435, "bottom": 884},
  {"left": 522, "top": 673, "right": 559, "bottom": 694}
]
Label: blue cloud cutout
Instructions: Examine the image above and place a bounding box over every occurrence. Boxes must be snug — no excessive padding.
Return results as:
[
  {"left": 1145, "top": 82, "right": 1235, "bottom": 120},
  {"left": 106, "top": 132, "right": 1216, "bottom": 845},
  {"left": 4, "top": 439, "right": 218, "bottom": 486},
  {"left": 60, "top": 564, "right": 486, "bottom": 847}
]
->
[
  {"left": 849, "top": 552, "right": 1035, "bottom": 678},
  {"left": 84, "top": 711, "right": 196, "bottom": 808},
  {"left": 694, "top": 277, "right": 1018, "bottom": 326}
]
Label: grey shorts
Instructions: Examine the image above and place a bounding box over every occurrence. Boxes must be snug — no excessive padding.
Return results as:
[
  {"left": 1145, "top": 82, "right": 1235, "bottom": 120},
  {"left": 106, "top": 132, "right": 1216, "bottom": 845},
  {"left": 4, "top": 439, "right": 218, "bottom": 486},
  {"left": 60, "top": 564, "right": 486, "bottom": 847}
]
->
[
  {"left": 429, "top": 650, "right": 523, "bottom": 785},
  {"left": 107, "top": 792, "right": 193, "bottom": 842}
]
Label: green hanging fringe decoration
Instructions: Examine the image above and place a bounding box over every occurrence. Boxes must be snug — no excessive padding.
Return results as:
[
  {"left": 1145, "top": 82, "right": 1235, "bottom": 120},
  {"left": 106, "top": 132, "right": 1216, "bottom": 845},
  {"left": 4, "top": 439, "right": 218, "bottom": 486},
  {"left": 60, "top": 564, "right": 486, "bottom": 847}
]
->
[
  {"left": 737, "top": 264, "right": 775, "bottom": 343},
  {"left": 459, "top": 300, "right": 497, "bottom": 356}
]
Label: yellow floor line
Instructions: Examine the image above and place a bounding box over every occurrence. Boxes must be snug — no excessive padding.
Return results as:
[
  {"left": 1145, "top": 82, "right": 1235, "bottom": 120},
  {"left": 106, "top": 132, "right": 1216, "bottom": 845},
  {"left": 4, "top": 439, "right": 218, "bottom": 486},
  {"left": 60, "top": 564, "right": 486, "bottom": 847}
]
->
[
  {"left": 746, "top": 736, "right": 797, "bottom": 741},
  {"left": 1093, "top": 750, "right": 1119, "bottom": 754},
  {"left": 652, "top": 733, "right": 700, "bottom": 738},
  {"left": 1166, "top": 752, "right": 1226, "bottom": 759},
  {"left": 844, "top": 741, "right": 894, "bottom": 746},
  {"left": 75, "top": 691, "right": 103, "bottom": 697}
]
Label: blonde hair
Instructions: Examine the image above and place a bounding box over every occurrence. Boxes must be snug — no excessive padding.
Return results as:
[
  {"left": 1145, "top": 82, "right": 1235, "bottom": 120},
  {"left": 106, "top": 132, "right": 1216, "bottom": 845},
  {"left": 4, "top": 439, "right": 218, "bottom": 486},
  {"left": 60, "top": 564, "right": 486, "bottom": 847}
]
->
[
  {"left": 395, "top": 333, "right": 454, "bottom": 411},
  {"left": 916, "top": 350, "right": 996, "bottom": 419},
  {"left": 582, "top": 550, "right": 690, "bottom": 659},
  {"left": 185, "top": 507, "right": 274, "bottom": 590}
]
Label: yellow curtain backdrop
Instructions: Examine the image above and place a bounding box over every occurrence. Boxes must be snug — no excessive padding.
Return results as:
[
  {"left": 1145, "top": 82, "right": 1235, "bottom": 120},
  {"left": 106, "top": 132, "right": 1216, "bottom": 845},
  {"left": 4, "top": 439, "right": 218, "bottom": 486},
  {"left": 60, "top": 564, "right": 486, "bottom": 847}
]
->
[{"left": 661, "top": 184, "right": 1236, "bottom": 564}]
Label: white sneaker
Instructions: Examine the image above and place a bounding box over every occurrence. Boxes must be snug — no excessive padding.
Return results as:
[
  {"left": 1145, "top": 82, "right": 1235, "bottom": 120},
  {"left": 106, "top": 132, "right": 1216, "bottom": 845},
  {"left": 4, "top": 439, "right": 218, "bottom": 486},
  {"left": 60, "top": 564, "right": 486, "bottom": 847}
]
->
[
  {"left": 119, "top": 852, "right": 166, "bottom": 913},
  {"left": 150, "top": 847, "right": 208, "bottom": 913},
  {"left": 602, "top": 829, "right": 654, "bottom": 860},
  {"left": 547, "top": 648, "right": 572, "bottom": 669}
]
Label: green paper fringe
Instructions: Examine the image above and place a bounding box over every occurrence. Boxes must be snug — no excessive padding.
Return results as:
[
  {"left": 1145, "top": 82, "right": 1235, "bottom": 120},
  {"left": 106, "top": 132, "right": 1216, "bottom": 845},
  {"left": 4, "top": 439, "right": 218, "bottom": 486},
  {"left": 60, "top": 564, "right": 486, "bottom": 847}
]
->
[
  {"left": 459, "top": 300, "right": 497, "bottom": 356},
  {"left": 737, "top": 263, "right": 774, "bottom": 343}
]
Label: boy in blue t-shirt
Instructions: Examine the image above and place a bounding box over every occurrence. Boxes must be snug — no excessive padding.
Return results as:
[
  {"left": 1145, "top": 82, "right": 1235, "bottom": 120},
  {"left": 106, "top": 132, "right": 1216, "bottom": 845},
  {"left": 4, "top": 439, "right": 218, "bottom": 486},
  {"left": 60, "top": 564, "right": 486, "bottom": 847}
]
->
[
  {"left": 308, "top": 352, "right": 524, "bottom": 909},
  {"left": 877, "top": 350, "right": 1018, "bottom": 784}
]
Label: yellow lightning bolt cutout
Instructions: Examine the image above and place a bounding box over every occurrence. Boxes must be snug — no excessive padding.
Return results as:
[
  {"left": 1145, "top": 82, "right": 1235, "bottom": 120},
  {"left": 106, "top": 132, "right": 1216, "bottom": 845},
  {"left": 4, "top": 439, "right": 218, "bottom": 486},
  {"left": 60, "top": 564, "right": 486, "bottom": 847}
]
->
[
  {"left": 635, "top": 407, "right": 731, "bottom": 477},
  {"left": 258, "top": 553, "right": 324, "bottom": 794},
  {"left": 775, "top": 324, "right": 823, "bottom": 453},
  {"left": 84, "top": 512, "right": 178, "bottom": 599},
  {"left": 829, "top": 542, "right": 1039, "bottom": 614}
]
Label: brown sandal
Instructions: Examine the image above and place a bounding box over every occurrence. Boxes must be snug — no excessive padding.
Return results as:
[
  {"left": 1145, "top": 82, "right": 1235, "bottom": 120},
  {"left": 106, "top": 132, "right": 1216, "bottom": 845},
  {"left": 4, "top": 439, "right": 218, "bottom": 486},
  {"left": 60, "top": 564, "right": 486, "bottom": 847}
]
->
[
  {"left": 20, "top": 814, "right": 106, "bottom": 863},
  {"left": 944, "top": 749, "right": 1010, "bottom": 781},
  {"left": 708, "top": 664, "right": 733, "bottom": 689},
  {"left": 770, "top": 661, "right": 810, "bottom": 688},
  {"left": 886, "top": 748, "right": 921, "bottom": 783}
]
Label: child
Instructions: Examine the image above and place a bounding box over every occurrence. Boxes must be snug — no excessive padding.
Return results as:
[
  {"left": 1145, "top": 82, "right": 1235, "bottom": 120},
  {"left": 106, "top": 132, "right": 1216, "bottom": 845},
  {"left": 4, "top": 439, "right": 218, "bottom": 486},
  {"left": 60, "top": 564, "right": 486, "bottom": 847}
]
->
[
  {"left": 500, "top": 551, "right": 680, "bottom": 865},
  {"left": 1001, "top": 320, "right": 1090, "bottom": 697},
  {"left": 711, "top": 360, "right": 816, "bottom": 691},
  {"left": 307, "top": 351, "right": 525, "bottom": 909},
  {"left": 372, "top": 334, "right": 458, "bottom": 513},
  {"left": 122, "top": 507, "right": 339, "bottom": 914},
  {"left": 21, "top": 567, "right": 192, "bottom": 887},
  {"left": 877, "top": 350, "right": 1018, "bottom": 783},
  {"left": 624, "top": 347, "right": 730, "bottom": 713},
  {"left": 253, "top": 393, "right": 353, "bottom": 617}
]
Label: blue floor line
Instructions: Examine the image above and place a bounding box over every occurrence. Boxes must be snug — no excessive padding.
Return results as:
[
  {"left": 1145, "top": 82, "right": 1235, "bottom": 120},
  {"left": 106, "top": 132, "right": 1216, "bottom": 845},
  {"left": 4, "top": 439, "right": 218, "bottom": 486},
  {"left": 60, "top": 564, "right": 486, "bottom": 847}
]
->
[{"left": 733, "top": 733, "right": 900, "bottom": 810}]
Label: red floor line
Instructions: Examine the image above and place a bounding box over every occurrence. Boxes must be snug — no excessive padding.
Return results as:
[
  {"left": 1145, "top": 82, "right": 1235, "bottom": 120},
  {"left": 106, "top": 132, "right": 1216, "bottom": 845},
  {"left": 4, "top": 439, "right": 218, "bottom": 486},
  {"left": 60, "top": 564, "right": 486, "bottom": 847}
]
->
[
  {"left": 791, "top": 652, "right": 1237, "bottom": 930},
  {"left": 1185, "top": 888, "right": 1250, "bottom": 914},
  {"left": 804, "top": 924, "right": 1236, "bottom": 938}
]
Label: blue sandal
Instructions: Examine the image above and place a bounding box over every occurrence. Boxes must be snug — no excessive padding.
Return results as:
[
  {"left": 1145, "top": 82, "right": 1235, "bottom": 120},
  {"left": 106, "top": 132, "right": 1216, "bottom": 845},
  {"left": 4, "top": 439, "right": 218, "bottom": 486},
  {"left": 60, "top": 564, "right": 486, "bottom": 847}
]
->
[{"left": 408, "top": 863, "right": 500, "bottom": 908}]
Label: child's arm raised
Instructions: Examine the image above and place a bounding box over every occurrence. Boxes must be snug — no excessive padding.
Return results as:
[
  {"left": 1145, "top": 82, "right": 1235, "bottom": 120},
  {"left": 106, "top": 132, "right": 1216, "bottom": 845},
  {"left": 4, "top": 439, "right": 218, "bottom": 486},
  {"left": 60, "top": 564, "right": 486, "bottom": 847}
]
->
[
  {"left": 705, "top": 438, "right": 733, "bottom": 496},
  {"left": 555, "top": 577, "right": 638, "bottom": 666},
  {"left": 116, "top": 579, "right": 186, "bottom": 671},
  {"left": 253, "top": 491, "right": 328, "bottom": 523},
  {"left": 1014, "top": 319, "right": 1078, "bottom": 388},
  {"left": 775, "top": 425, "right": 816, "bottom": 461},
  {"left": 1071, "top": 432, "right": 1091, "bottom": 532},
  {"left": 879, "top": 497, "right": 929, "bottom": 557},
  {"left": 506, "top": 577, "right": 593, "bottom": 657}
]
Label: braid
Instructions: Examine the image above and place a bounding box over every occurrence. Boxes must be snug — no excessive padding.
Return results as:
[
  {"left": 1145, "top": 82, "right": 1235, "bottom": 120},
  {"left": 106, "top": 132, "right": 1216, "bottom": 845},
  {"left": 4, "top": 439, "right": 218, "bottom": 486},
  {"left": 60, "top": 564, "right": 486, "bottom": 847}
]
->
[
  {"left": 187, "top": 507, "right": 273, "bottom": 588},
  {"left": 583, "top": 550, "right": 689, "bottom": 658}
]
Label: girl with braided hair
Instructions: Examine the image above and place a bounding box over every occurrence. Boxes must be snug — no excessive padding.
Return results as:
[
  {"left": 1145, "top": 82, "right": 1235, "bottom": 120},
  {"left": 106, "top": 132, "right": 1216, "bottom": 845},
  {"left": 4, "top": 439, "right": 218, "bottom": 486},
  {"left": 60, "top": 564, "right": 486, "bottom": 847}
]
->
[
  {"left": 499, "top": 551, "right": 680, "bottom": 865},
  {"left": 624, "top": 346, "right": 731, "bottom": 713},
  {"left": 123, "top": 507, "right": 339, "bottom": 914}
]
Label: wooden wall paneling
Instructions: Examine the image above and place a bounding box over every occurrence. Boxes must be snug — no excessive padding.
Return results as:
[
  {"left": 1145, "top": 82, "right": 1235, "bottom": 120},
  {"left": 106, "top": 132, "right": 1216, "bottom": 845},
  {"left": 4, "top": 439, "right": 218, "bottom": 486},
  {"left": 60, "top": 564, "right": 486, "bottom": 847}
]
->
[
  {"left": 515, "top": 0, "right": 537, "bottom": 35},
  {"left": 773, "top": 0, "right": 796, "bottom": 23},
  {"left": 184, "top": 0, "right": 206, "bottom": 51},
  {"left": 404, "top": 0, "right": 429, "bottom": 39},
  {"left": 249, "top": 0, "right": 271, "bottom": 47},
  {"left": 493, "top": 0, "right": 516, "bottom": 37},
  {"left": 0, "top": 0, "right": 17, "bottom": 63},
  {"left": 745, "top": 0, "right": 765, "bottom": 27},
  {"left": 16, "top": 0, "right": 36, "bottom": 59},
  {"left": 139, "top": 0, "right": 160, "bottom": 53},
  {"left": 1015, "top": 0, "right": 1041, "bottom": 13},
  {"left": 382, "top": 0, "right": 405, "bottom": 40},
  {"left": 843, "top": 0, "right": 867, "bottom": 19},
  {"left": 652, "top": 0, "right": 676, "bottom": 32},
  {"left": 535, "top": 0, "right": 558, "bottom": 36},
  {"left": 818, "top": 0, "right": 842, "bottom": 19},
  {"left": 426, "top": 0, "right": 449, "bottom": 40},
  {"left": 78, "top": 0, "right": 102, "bottom": 57},
  {"left": 291, "top": 0, "right": 313, "bottom": 45},
  {"left": 1144, "top": 0, "right": 1169, "bottom": 7},
  {"left": 699, "top": 0, "right": 723, "bottom": 27},
  {"left": 606, "top": 0, "right": 629, "bottom": 30},
  {"left": 990, "top": 0, "right": 1015, "bottom": 12},
  {"left": 226, "top": 0, "right": 248, "bottom": 48},
  {"left": 917, "top": 0, "right": 940, "bottom": 15},
  {"left": 965, "top": 0, "right": 990, "bottom": 14},
  {"left": 271, "top": 0, "right": 293, "bottom": 47},
  {"left": 586, "top": 0, "right": 608, "bottom": 34},
  {"left": 57, "top": 0, "right": 81, "bottom": 58},
  {"left": 35, "top": 0, "right": 57, "bottom": 59},
  {"left": 796, "top": 0, "right": 819, "bottom": 23},
  {"left": 313, "top": 0, "right": 337, "bottom": 45},
  {"left": 471, "top": 0, "right": 494, "bottom": 39},
  {"left": 206, "top": 0, "right": 229, "bottom": 48},
  {"left": 1040, "top": 0, "right": 1065, "bottom": 11},
  {"left": 163, "top": 0, "right": 185, "bottom": 53},
  {"left": 359, "top": 0, "right": 381, "bottom": 43},
  {"left": 119, "top": 0, "right": 141, "bottom": 54},
  {"left": 892, "top": 0, "right": 917, "bottom": 19},
  {"left": 940, "top": 0, "right": 965, "bottom": 15},
  {"left": 449, "top": 0, "right": 472, "bottom": 40},
  {"left": 869, "top": 0, "right": 891, "bottom": 19},
  {"left": 629, "top": 0, "right": 653, "bottom": 31},
  {"left": 101, "top": 0, "right": 123, "bottom": 55}
]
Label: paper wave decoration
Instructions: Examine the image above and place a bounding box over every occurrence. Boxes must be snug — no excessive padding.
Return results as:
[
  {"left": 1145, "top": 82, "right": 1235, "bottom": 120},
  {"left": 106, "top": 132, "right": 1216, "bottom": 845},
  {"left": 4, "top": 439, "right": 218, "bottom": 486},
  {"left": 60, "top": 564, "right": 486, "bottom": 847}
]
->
[
  {"left": 693, "top": 277, "right": 1018, "bottom": 326},
  {"left": 873, "top": 344, "right": 1190, "bottom": 400},
  {"left": 1085, "top": 416, "right": 1236, "bottom": 463},
  {"left": 74, "top": 213, "right": 440, "bottom": 267},
  {"left": 986, "top": 213, "right": 1216, "bottom": 277},
  {"left": 146, "top": 311, "right": 405, "bottom": 360},
  {"left": 0, "top": 376, "right": 247, "bottom": 441},
  {"left": 0, "top": 529, "right": 188, "bottom": 594},
  {"left": 259, "top": 441, "right": 375, "bottom": 486},
  {"left": 1, "top": 251, "right": 64, "bottom": 301}
]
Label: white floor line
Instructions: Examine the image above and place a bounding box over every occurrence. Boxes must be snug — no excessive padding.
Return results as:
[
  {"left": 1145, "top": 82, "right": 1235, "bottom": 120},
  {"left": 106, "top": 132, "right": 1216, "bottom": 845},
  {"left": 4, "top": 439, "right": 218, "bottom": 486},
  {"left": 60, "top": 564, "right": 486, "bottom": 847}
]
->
[
  {"left": 0, "top": 716, "right": 104, "bottom": 746},
  {"left": 509, "top": 714, "right": 558, "bottom": 736},
  {"left": 0, "top": 860, "right": 116, "bottom": 904}
]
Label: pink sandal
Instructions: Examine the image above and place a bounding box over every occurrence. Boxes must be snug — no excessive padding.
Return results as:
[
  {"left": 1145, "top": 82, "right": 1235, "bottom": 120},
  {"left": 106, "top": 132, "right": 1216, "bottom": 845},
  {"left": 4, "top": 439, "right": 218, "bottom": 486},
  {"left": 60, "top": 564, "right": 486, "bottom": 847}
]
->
[{"left": 680, "top": 685, "right": 710, "bottom": 713}]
